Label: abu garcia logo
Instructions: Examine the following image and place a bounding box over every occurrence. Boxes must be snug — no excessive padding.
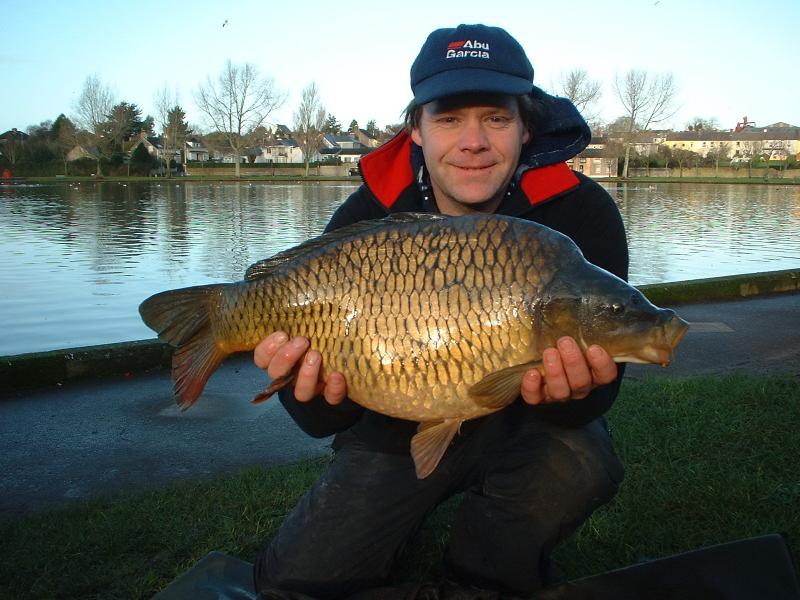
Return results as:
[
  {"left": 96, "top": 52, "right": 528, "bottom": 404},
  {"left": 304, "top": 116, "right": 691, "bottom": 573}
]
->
[{"left": 446, "top": 39, "right": 490, "bottom": 59}]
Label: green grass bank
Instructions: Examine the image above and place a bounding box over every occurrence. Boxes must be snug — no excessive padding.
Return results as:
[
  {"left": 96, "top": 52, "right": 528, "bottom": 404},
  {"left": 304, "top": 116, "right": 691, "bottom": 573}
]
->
[{"left": 1, "top": 374, "right": 797, "bottom": 599}]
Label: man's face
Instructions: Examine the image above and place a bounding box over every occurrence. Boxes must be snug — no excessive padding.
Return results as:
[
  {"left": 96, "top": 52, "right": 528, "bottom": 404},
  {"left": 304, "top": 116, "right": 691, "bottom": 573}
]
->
[{"left": 411, "top": 94, "right": 530, "bottom": 216}]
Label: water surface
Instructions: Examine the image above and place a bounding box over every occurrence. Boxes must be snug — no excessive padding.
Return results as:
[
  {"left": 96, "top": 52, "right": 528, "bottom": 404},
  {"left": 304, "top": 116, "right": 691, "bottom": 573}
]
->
[{"left": 1, "top": 181, "right": 798, "bottom": 355}]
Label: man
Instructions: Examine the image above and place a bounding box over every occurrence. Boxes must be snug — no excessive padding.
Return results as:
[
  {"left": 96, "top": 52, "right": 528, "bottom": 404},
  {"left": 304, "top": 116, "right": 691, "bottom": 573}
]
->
[{"left": 253, "top": 24, "right": 627, "bottom": 598}]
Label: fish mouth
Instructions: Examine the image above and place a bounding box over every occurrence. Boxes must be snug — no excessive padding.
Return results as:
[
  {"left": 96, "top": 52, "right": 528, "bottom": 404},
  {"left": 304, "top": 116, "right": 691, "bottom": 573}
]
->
[{"left": 613, "top": 315, "right": 690, "bottom": 367}]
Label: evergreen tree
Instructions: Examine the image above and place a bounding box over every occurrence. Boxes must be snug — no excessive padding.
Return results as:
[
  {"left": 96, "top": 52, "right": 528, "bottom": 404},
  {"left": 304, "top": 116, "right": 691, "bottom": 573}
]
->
[
  {"left": 106, "top": 102, "right": 145, "bottom": 156},
  {"left": 129, "top": 142, "right": 158, "bottom": 176},
  {"left": 162, "top": 105, "right": 190, "bottom": 177},
  {"left": 323, "top": 115, "right": 342, "bottom": 135},
  {"left": 51, "top": 114, "right": 77, "bottom": 175}
]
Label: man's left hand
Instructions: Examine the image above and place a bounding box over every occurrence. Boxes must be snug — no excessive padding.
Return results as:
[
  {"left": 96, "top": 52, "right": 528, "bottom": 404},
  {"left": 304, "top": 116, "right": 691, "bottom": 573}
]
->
[{"left": 521, "top": 336, "right": 617, "bottom": 405}]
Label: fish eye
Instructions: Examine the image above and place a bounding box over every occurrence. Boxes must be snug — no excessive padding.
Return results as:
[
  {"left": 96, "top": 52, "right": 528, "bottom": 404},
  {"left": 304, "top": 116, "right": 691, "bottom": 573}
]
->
[{"left": 610, "top": 302, "right": 625, "bottom": 315}]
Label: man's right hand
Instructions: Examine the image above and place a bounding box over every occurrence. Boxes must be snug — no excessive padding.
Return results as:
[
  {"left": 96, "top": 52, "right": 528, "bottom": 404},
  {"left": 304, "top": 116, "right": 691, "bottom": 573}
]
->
[{"left": 254, "top": 332, "right": 348, "bottom": 404}]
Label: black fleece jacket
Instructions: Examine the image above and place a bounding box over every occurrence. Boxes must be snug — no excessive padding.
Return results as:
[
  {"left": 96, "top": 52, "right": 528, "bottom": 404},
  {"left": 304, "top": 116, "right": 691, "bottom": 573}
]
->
[{"left": 276, "top": 129, "right": 629, "bottom": 454}]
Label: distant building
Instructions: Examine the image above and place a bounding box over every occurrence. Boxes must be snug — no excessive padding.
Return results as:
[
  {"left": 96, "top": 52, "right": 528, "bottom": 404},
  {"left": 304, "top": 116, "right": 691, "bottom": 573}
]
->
[
  {"left": 184, "top": 137, "right": 209, "bottom": 162},
  {"left": 567, "top": 148, "right": 618, "bottom": 178},
  {"left": 664, "top": 123, "right": 800, "bottom": 160},
  {"left": 256, "top": 138, "right": 303, "bottom": 163}
]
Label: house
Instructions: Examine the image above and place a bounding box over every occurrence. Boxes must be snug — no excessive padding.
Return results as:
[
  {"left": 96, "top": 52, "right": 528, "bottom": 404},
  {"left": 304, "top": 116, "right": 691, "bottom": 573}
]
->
[
  {"left": 0, "top": 128, "right": 28, "bottom": 145},
  {"left": 354, "top": 128, "right": 380, "bottom": 149},
  {"left": 256, "top": 138, "right": 303, "bottom": 163},
  {"left": 273, "top": 124, "right": 293, "bottom": 140},
  {"left": 0, "top": 128, "right": 29, "bottom": 163},
  {"left": 663, "top": 124, "right": 800, "bottom": 161},
  {"left": 66, "top": 144, "right": 99, "bottom": 162},
  {"left": 184, "top": 137, "right": 209, "bottom": 162},
  {"left": 322, "top": 134, "right": 363, "bottom": 150},
  {"left": 567, "top": 148, "right": 618, "bottom": 178},
  {"left": 664, "top": 130, "right": 737, "bottom": 158},
  {"left": 318, "top": 134, "right": 372, "bottom": 163},
  {"left": 129, "top": 132, "right": 181, "bottom": 163}
]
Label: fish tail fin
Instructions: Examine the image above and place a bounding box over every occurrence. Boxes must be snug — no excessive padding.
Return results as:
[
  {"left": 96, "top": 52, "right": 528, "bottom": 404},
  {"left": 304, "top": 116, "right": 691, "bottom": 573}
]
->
[{"left": 139, "top": 285, "right": 229, "bottom": 409}]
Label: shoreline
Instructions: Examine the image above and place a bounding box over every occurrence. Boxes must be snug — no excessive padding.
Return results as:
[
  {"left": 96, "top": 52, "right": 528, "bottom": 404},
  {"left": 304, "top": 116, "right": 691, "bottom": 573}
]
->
[
  {"left": 4, "top": 174, "right": 800, "bottom": 185},
  {"left": 2, "top": 268, "right": 798, "bottom": 395}
]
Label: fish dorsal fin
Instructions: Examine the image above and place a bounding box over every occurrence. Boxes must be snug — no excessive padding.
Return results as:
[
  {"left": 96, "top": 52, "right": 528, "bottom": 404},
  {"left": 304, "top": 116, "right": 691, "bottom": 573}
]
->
[
  {"left": 410, "top": 419, "right": 462, "bottom": 479},
  {"left": 468, "top": 361, "right": 543, "bottom": 409},
  {"left": 244, "top": 212, "right": 448, "bottom": 281}
]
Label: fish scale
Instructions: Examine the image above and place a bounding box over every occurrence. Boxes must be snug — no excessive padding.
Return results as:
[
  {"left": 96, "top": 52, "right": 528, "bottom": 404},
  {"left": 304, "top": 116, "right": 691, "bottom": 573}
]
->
[{"left": 139, "top": 212, "right": 688, "bottom": 478}]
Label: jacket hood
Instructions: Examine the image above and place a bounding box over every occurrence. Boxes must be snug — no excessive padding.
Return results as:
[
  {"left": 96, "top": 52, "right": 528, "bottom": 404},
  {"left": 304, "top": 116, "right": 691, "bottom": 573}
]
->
[{"left": 519, "top": 86, "right": 592, "bottom": 171}]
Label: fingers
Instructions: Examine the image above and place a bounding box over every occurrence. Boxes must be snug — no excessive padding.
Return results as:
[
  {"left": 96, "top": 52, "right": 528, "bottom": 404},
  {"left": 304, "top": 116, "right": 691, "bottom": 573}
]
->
[
  {"left": 323, "top": 371, "right": 348, "bottom": 405},
  {"left": 263, "top": 335, "right": 310, "bottom": 381},
  {"left": 586, "top": 344, "right": 618, "bottom": 385},
  {"left": 254, "top": 332, "right": 347, "bottom": 405},
  {"left": 253, "top": 332, "right": 289, "bottom": 369},
  {"left": 294, "top": 350, "right": 323, "bottom": 402},
  {"left": 521, "top": 368, "right": 545, "bottom": 405},
  {"left": 553, "top": 337, "right": 594, "bottom": 400},
  {"left": 523, "top": 338, "right": 618, "bottom": 405}
]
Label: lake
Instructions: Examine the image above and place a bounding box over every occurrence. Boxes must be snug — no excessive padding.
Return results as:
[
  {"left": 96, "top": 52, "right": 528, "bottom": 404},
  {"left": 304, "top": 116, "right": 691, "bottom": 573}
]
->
[{"left": 1, "top": 180, "right": 799, "bottom": 356}]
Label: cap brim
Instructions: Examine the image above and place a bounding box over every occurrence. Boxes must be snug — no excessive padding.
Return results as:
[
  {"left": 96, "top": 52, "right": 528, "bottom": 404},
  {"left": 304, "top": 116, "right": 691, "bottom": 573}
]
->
[{"left": 413, "top": 68, "right": 533, "bottom": 104}]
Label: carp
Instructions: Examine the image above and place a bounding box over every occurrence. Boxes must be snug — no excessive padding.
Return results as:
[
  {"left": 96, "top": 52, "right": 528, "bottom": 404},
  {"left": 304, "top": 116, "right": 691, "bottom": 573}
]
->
[{"left": 139, "top": 213, "right": 688, "bottom": 478}]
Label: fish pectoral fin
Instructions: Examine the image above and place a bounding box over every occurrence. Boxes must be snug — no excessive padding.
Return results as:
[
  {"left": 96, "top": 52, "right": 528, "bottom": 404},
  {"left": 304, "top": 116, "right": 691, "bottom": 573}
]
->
[
  {"left": 251, "top": 367, "right": 300, "bottom": 404},
  {"left": 410, "top": 419, "right": 462, "bottom": 479},
  {"left": 468, "top": 361, "right": 543, "bottom": 409}
]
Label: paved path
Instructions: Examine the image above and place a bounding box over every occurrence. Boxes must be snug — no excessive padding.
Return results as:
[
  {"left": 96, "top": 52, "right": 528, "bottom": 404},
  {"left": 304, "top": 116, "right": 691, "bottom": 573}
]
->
[{"left": 1, "top": 293, "right": 798, "bottom": 518}]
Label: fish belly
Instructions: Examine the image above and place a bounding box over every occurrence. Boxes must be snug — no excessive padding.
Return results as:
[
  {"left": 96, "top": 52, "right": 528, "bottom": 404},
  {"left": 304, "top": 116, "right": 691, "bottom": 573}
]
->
[{"left": 232, "top": 220, "right": 543, "bottom": 421}]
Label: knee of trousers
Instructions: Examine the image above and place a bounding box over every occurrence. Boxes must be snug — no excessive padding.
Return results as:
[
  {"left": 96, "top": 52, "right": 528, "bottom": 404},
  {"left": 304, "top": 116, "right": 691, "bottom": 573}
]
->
[
  {"left": 253, "top": 540, "right": 384, "bottom": 599},
  {"left": 482, "top": 436, "right": 624, "bottom": 519}
]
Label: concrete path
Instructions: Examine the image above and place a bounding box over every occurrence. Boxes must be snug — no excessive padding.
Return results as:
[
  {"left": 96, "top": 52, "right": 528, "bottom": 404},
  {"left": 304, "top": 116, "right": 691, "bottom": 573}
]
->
[{"left": 1, "top": 293, "right": 798, "bottom": 519}]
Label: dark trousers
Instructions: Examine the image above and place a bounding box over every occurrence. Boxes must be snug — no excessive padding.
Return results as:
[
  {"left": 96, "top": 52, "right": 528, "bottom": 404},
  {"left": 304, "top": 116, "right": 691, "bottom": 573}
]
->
[{"left": 253, "top": 413, "right": 623, "bottom": 599}]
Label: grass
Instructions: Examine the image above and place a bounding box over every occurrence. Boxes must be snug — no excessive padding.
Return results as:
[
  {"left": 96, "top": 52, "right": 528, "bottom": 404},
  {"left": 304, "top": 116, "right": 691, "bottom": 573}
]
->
[{"left": 1, "top": 374, "right": 798, "bottom": 599}]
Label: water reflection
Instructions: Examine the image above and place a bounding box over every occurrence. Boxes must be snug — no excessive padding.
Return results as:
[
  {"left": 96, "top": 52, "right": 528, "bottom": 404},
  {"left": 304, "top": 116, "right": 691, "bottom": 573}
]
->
[
  {"left": 1, "top": 181, "right": 798, "bottom": 355},
  {"left": 609, "top": 183, "right": 800, "bottom": 284}
]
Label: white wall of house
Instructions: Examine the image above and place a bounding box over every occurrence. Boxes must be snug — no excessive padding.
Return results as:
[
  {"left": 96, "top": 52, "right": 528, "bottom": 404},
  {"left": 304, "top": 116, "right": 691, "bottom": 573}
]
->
[{"left": 257, "top": 144, "right": 303, "bottom": 163}]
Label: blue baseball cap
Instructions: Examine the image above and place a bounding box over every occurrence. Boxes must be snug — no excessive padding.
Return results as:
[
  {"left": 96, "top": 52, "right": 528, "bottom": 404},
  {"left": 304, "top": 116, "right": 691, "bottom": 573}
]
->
[{"left": 410, "top": 24, "right": 534, "bottom": 104}]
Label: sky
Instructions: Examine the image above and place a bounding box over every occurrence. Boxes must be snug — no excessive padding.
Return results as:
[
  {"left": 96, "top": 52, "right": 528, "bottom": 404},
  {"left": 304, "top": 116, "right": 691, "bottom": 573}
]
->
[{"left": 3, "top": 0, "right": 797, "bottom": 136}]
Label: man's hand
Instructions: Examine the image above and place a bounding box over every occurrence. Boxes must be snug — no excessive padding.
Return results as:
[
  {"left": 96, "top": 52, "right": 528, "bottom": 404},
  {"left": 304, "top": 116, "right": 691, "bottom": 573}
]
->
[
  {"left": 521, "top": 336, "right": 617, "bottom": 405},
  {"left": 254, "top": 332, "right": 347, "bottom": 404}
]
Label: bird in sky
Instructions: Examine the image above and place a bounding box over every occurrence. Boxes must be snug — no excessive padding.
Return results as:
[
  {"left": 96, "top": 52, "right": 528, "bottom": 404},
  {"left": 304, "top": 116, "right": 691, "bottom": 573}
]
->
[{"left": 223, "top": 19, "right": 228, "bottom": 27}]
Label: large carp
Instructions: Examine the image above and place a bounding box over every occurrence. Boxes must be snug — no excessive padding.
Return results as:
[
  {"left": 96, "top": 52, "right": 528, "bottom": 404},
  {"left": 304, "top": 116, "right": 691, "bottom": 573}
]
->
[{"left": 140, "top": 213, "right": 688, "bottom": 478}]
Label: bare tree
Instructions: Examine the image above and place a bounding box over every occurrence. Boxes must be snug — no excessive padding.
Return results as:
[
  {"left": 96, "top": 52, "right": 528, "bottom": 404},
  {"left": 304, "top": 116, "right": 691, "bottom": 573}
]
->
[
  {"left": 194, "top": 61, "right": 285, "bottom": 178},
  {"left": 558, "top": 68, "right": 602, "bottom": 120},
  {"left": 154, "top": 86, "right": 191, "bottom": 178},
  {"left": 602, "top": 139, "right": 624, "bottom": 178},
  {"left": 613, "top": 70, "right": 678, "bottom": 177},
  {"left": 293, "top": 82, "right": 327, "bottom": 177},
  {"left": 686, "top": 116, "right": 720, "bottom": 132},
  {"left": 709, "top": 141, "right": 732, "bottom": 176},
  {"left": 671, "top": 148, "right": 696, "bottom": 177},
  {"left": 73, "top": 74, "right": 116, "bottom": 176}
]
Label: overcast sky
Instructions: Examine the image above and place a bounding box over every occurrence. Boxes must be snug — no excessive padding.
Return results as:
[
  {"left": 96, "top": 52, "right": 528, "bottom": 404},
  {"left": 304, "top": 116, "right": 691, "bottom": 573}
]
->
[{"left": 3, "top": 0, "right": 796, "bottom": 135}]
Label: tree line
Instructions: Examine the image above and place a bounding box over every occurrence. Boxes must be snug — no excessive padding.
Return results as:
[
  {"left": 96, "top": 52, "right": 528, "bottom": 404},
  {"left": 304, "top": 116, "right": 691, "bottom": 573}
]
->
[
  {"left": 5, "top": 61, "right": 722, "bottom": 179},
  {"left": 1, "top": 60, "right": 393, "bottom": 178}
]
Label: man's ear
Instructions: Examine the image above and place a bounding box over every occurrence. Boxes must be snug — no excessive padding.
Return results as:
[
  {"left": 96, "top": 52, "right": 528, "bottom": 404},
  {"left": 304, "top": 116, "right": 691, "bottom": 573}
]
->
[{"left": 411, "top": 127, "right": 423, "bottom": 146}]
